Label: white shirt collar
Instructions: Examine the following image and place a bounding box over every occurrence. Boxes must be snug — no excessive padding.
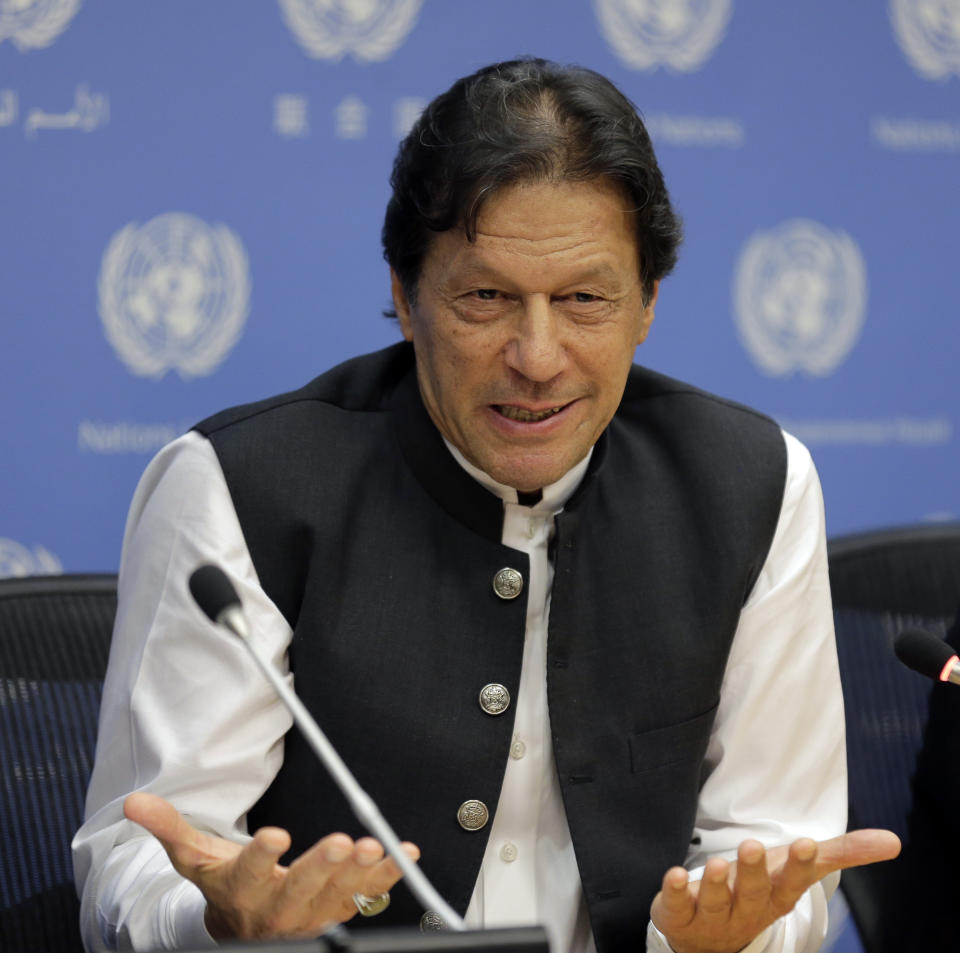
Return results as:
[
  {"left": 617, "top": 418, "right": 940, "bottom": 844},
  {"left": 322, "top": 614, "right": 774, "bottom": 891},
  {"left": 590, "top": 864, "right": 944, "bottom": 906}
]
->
[{"left": 442, "top": 438, "right": 593, "bottom": 511}]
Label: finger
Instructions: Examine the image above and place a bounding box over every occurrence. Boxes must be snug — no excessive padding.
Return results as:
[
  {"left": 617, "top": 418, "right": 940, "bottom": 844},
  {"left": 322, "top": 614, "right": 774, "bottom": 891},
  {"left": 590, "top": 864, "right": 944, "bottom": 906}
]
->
[
  {"left": 226, "top": 825, "right": 293, "bottom": 887},
  {"left": 280, "top": 834, "right": 393, "bottom": 922},
  {"left": 650, "top": 866, "right": 696, "bottom": 932},
  {"left": 323, "top": 836, "right": 387, "bottom": 904},
  {"left": 769, "top": 838, "right": 818, "bottom": 915},
  {"left": 695, "top": 857, "right": 734, "bottom": 923},
  {"left": 311, "top": 837, "right": 390, "bottom": 924},
  {"left": 357, "top": 841, "right": 421, "bottom": 898},
  {"left": 731, "top": 839, "right": 772, "bottom": 919},
  {"left": 281, "top": 833, "right": 358, "bottom": 905}
]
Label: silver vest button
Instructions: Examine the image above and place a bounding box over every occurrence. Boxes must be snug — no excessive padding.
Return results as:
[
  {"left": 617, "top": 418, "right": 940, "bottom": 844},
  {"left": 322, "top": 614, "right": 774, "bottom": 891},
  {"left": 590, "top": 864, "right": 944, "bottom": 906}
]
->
[
  {"left": 457, "top": 799, "right": 490, "bottom": 831},
  {"left": 492, "top": 567, "right": 523, "bottom": 599},
  {"left": 478, "top": 683, "right": 511, "bottom": 715},
  {"left": 510, "top": 737, "right": 526, "bottom": 760},
  {"left": 420, "top": 911, "right": 446, "bottom": 931}
]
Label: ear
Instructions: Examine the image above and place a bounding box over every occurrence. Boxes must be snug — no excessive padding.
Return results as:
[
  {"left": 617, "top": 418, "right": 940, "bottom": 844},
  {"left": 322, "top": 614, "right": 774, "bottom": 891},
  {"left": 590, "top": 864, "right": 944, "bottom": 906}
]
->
[
  {"left": 636, "top": 279, "right": 659, "bottom": 345},
  {"left": 391, "top": 270, "right": 415, "bottom": 342}
]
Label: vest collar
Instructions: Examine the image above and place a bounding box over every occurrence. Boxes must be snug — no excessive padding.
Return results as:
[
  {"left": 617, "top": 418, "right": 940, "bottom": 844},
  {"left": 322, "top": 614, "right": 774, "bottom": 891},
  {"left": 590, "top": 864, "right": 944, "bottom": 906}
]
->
[{"left": 443, "top": 438, "right": 592, "bottom": 513}]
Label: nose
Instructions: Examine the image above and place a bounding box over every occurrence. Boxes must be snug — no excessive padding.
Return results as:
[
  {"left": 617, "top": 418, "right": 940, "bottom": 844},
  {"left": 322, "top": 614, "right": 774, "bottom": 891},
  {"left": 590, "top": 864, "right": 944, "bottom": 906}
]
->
[{"left": 504, "top": 296, "right": 567, "bottom": 383}]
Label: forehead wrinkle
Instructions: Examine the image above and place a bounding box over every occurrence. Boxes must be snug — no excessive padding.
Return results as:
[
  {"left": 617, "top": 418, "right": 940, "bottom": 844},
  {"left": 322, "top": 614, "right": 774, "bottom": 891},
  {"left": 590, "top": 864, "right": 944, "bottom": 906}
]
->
[
  {"left": 461, "top": 233, "right": 637, "bottom": 291},
  {"left": 472, "top": 221, "right": 626, "bottom": 262},
  {"left": 475, "top": 229, "right": 602, "bottom": 256},
  {"left": 447, "top": 247, "right": 626, "bottom": 288},
  {"left": 472, "top": 218, "right": 638, "bottom": 276}
]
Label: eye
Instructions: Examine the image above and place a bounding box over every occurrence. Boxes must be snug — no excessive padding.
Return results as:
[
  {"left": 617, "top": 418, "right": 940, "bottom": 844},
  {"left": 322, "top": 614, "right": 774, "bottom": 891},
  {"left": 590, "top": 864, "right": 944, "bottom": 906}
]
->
[
  {"left": 561, "top": 292, "right": 607, "bottom": 307},
  {"left": 474, "top": 289, "right": 500, "bottom": 300},
  {"left": 554, "top": 290, "right": 612, "bottom": 322}
]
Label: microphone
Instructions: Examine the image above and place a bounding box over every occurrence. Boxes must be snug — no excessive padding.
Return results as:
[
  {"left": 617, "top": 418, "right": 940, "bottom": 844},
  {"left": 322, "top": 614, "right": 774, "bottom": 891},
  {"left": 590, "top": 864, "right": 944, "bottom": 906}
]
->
[
  {"left": 188, "top": 564, "right": 466, "bottom": 931},
  {"left": 894, "top": 628, "right": 960, "bottom": 686},
  {"left": 189, "top": 563, "right": 250, "bottom": 639}
]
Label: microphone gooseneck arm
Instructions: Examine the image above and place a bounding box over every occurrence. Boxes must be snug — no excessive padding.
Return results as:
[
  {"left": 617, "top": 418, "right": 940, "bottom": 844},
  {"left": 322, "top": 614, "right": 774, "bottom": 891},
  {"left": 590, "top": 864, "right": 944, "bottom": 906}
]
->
[{"left": 189, "top": 564, "right": 466, "bottom": 931}]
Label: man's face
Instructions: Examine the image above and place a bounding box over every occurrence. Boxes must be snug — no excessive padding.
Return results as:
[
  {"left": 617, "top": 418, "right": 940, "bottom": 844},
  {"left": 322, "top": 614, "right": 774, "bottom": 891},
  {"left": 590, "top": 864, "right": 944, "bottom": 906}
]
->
[{"left": 392, "top": 178, "right": 658, "bottom": 492}]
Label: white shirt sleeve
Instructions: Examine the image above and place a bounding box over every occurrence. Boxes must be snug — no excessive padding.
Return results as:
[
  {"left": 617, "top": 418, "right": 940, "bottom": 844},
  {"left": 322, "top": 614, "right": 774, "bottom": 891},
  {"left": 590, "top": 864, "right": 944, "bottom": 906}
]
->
[
  {"left": 647, "top": 431, "right": 847, "bottom": 953},
  {"left": 72, "top": 431, "right": 295, "bottom": 953}
]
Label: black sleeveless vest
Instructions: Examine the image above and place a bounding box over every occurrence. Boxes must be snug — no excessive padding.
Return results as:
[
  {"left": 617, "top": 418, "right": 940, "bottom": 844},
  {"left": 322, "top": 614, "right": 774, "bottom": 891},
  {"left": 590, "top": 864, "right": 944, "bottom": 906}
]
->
[{"left": 194, "top": 342, "right": 786, "bottom": 953}]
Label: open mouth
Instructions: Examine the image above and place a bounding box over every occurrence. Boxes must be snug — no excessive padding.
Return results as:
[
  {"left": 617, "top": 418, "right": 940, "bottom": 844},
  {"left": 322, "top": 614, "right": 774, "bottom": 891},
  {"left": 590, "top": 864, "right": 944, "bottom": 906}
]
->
[{"left": 495, "top": 404, "right": 567, "bottom": 423}]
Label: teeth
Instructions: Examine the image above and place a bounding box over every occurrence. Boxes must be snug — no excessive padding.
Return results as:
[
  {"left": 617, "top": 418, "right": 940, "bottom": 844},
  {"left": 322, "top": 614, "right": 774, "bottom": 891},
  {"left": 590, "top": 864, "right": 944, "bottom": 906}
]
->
[{"left": 497, "top": 405, "right": 563, "bottom": 422}]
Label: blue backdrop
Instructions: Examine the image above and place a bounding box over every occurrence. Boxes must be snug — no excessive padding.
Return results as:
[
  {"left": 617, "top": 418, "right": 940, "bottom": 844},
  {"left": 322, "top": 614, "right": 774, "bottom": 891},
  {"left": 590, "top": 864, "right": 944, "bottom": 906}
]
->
[
  {"left": 2, "top": 1, "right": 957, "bottom": 578},
  {"left": 3, "top": 2, "right": 958, "bottom": 947}
]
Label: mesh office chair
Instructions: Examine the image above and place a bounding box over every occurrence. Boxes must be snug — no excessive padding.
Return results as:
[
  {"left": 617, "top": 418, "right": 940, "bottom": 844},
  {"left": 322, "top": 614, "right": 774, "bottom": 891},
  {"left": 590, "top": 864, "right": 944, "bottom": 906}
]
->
[
  {"left": 828, "top": 524, "right": 960, "bottom": 953},
  {"left": 0, "top": 573, "right": 116, "bottom": 953}
]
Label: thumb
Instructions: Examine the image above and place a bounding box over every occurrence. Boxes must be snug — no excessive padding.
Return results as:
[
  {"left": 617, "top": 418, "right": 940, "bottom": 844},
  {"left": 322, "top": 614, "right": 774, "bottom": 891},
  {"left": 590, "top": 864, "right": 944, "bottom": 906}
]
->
[
  {"left": 813, "top": 829, "right": 901, "bottom": 876},
  {"left": 124, "top": 791, "right": 227, "bottom": 871}
]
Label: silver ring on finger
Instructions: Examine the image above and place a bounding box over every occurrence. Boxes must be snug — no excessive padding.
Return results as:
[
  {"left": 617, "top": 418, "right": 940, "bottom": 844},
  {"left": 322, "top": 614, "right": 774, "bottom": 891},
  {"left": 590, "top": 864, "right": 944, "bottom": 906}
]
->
[{"left": 353, "top": 891, "right": 391, "bottom": 917}]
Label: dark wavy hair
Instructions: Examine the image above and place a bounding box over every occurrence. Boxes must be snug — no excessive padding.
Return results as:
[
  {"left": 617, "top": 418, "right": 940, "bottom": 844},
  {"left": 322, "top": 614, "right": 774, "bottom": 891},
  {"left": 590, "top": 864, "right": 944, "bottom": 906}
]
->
[{"left": 382, "top": 57, "right": 682, "bottom": 308}]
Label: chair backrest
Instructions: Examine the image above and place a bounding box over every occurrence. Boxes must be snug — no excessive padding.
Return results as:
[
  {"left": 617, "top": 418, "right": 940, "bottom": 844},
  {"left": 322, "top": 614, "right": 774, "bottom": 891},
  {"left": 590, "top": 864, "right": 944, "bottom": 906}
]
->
[
  {"left": 828, "top": 523, "right": 960, "bottom": 953},
  {"left": 0, "top": 573, "right": 116, "bottom": 953}
]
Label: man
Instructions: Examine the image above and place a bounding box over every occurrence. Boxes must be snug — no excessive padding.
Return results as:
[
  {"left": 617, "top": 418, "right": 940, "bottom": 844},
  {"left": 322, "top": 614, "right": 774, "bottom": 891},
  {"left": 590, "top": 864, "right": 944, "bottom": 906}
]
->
[{"left": 73, "top": 59, "right": 898, "bottom": 953}]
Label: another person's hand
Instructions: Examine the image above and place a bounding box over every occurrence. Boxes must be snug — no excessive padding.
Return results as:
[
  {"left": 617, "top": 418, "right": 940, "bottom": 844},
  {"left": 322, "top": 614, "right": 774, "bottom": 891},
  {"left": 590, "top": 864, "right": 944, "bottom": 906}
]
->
[
  {"left": 650, "top": 828, "right": 901, "bottom": 953},
  {"left": 124, "top": 792, "right": 419, "bottom": 941}
]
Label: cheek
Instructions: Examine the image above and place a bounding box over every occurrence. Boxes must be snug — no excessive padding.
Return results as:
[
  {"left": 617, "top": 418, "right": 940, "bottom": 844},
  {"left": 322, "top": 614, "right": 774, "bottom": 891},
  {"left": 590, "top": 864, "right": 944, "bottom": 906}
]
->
[
  {"left": 578, "top": 336, "right": 638, "bottom": 405},
  {"left": 416, "top": 335, "right": 478, "bottom": 408},
  {"left": 576, "top": 327, "right": 637, "bottom": 372},
  {"left": 437, "top": 325, "right": 506, "bottom": 378}
]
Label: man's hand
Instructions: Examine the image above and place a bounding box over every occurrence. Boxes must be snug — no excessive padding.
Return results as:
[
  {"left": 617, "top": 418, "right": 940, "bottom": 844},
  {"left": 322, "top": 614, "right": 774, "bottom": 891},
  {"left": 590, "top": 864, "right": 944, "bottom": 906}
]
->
[
  {"left": 650, "top": 828, "right": 901, "bottom": 953},
  {"left": 124, "top": 792, "right": 420, "bottom": 941}
]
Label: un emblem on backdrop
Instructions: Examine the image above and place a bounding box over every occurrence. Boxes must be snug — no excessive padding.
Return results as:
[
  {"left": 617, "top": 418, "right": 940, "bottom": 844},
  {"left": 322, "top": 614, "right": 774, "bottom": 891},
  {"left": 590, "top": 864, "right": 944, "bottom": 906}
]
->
[
  {"left": 593, "top": 0, "right": 732, "bottom": 71},
  {"left": 278, "top": 0, "right": 423, "bottom": 62},
  {"left": 0, "top": 538, "right": 62, "bottom": 578},
  {"left": 733, "top": 220, "right": 867, "bottom": 377},
  {"left": 98, "top": 213, "right": 251, "bottom": 380},
  {"left": 0, "top": 0, "right": 81, "bottom": 50},
  {"left": 891, "top": 0, "right": 960, "bottom": 79}
]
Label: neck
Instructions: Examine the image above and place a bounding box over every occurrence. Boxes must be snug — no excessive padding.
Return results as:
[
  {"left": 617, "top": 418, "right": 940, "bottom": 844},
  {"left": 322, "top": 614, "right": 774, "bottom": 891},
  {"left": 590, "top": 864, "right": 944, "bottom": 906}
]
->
[{"left": 516, "top": 488, "right": 543, "bottom": 507}]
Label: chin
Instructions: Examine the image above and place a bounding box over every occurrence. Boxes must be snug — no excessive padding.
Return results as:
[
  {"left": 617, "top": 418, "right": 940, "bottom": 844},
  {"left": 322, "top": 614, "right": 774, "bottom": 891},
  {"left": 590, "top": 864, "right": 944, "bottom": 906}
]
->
[
  {"left": 476, "top": 442, "right": 585, "bottom": 492},
  {"left": 493, "top": 462, "right": 568, "bottom": 493}
]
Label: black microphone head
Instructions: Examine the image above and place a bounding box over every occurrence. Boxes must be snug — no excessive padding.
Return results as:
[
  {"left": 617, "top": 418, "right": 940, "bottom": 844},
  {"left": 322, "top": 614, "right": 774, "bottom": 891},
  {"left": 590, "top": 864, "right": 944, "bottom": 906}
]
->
[
  {"left": 189, "top": 564, "right": 241, "bottom": 623},
  {"left": 894, "top": 628, "right": 957, "bottom": 681}
]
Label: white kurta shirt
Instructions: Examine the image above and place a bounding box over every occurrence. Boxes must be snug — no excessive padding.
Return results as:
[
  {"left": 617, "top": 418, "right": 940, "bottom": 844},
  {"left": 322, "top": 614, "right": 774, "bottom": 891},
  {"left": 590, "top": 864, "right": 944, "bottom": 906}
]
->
[{"left": 73, "top": 428, "right": 846, "bottom": 953}]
